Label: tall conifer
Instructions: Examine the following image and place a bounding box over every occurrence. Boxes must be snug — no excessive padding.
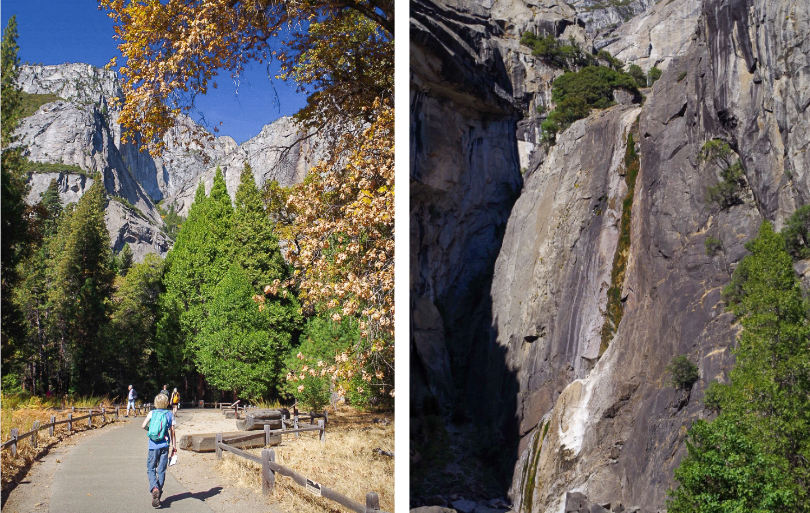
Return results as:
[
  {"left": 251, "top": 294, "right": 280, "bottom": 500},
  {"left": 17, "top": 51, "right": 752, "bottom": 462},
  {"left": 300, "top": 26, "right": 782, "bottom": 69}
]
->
[{"left": 232, "top": 163, "right": 287, "bottom": 289}]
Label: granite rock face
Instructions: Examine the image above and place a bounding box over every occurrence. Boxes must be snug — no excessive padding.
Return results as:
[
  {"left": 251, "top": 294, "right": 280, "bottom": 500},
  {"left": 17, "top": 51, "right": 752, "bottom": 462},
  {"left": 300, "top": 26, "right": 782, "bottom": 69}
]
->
[
  {"left": 16, "top": 63, "right": 317, "bottom": 259},
  {"left": 411, "top": 0, "right": 810, "bottom": 510},
  {"left": 599, "top": 0, "right": 701, "bottom": 72}
]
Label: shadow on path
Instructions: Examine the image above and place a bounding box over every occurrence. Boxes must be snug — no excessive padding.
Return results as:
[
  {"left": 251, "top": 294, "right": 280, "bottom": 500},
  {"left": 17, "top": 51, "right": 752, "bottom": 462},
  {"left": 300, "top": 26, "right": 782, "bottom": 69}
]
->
[{"left": 160, "top": 486, "right": 223, "bottom": 508}]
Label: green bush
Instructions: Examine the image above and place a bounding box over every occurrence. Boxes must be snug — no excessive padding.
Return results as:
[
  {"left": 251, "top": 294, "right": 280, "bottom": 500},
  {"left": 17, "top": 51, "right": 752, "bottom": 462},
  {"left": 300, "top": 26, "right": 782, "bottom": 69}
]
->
[
  {"left": 781, "top": 204, "right": 810, "bottom": 260},
  {"left": 520, "top": 32, "right": 592, "bottom": 69},
  {"left": 667, "top": 355, "right": 699, "bottom": 389},
  {"left": 541, "top": 66, "right": 639, "bottom": 142},
  {"left": 676, "top": 71, "right": 687, "bottom": 82},
  {"left": 647, "top": 66, "right": 662, "bottom": 85},
  {"left": 705, "top": 235, "right": 722, "bottom": 256},
  {"left": 627, "top": 64, "right": 647, "bottom": 88},
  {"left": 283, "top": 315, "right": 359, "bottom": 409},
  {"left": 700, "top": 140, "right": 746, "bottom": 209}
]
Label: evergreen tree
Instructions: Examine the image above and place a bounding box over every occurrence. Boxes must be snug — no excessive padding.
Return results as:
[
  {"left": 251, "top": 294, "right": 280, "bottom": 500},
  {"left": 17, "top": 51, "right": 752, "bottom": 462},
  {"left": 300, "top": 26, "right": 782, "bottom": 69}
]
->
[
  {"left": 158, "top": 170, "right": 234, "bottom": 393},
  {"left": 1, "top": 16, "right": 30, "bottom": 373},
  {"left": 232, "top": 163, "right": 288, "bottom": 290},
  {"left": 192, "top": 265, "right": 299, "bottom": 398},
  {"left": 117, "top": 243, "right": 134, "bottom": 276},
  {"left": 50, "top": 179, "right": 115, "bottom": 393},
  {"left": 107, "top": 253, "right": 165, "bottom": 394},
  {"left": 668, "top": 222, "right": 810, "bottom": 511}
]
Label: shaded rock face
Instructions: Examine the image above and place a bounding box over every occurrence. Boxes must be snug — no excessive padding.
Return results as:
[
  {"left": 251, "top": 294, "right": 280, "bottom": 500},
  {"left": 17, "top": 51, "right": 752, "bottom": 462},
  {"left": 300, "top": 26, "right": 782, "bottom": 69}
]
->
[{"left": 411, "top": 0, "right": 809, "bottom": 511}]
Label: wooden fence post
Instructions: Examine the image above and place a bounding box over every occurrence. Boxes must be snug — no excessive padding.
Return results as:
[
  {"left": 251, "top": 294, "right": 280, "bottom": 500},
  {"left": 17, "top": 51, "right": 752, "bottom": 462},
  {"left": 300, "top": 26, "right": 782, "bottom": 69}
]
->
[
  {"left": 115, "top": 407, "right": 119, "bottom": 421},
  {"left": 88, "top": 410, "right": 93, "bottom": 428},
  {"left": 366, "top": 492, "right": 380, "bottom": 512},
  {"left": 324, "top": 409, "right": 328, "bottom": 426},
  {"left": 262, "top": 449, "right": 275, "bottom": 495},
  {"left": 294, "top": 414, "right": 299, "bottom": 438},
  {"left": 309, "top": 411, "right": 314, "bottom": 425},
  {"left": 10, "top": 428, "right": 18, "bottom": 456},
  {"left": 67, "top": 413, "right": 72, "bottom": 434},
  {"left": 215, "top": 433, "right": 222, "bottom": 460},
  {"left": 264, "top": 424, "right": 271, "bottom": 446},
  {"left": 32, "top": 421, "right": 40, "bottom": 448},
  {"left": 281, "top": 414, "right": 286, "bottom": 432},
  {"left": 102, "top": 407, "right": 106, "bottom": 423},
  {"left": 50, "top": 416, "right": 56, "bottom": 437},
  {"left": 318, "top": 419, "right": 325, "bottom": 443}
]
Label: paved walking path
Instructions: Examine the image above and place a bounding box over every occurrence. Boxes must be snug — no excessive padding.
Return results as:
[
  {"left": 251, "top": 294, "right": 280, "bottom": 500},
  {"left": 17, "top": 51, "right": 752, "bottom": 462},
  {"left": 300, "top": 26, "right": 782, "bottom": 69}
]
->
[
  {"left": 3, "top": 408, "right": 282, "bottom": 513},
  {"left": 49, "top": 412, "right": 215, "bottom": 512}
]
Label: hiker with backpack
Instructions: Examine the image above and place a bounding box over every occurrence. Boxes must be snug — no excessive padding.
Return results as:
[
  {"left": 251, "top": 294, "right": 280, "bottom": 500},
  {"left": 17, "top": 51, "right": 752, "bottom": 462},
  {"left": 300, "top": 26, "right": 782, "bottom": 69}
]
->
[
  {"left": 126, "top": 385, "right": 137, "bottom": 417},
  {"left": 170, "top": 388, "right": 180, "bottom": 414},
  {"left": 142, "top": 393, "right": 176, "bottom": 508}
]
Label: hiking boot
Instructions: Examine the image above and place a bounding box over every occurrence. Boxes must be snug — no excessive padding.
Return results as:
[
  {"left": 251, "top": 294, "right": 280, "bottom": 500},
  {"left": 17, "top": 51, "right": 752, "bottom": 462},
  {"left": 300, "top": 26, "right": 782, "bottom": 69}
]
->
[{"left": 152, "top": 487, "right": 160, "bottom": 508}]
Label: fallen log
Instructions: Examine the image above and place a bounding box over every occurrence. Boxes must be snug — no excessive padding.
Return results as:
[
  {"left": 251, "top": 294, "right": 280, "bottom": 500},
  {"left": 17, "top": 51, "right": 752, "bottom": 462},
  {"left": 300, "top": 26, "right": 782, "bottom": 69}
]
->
[
  {"left": 179, "top": 431, "right": 281, "bottom": 452},
  {"left": 236, "top": 417, "right": 283, "bottom": 431}
]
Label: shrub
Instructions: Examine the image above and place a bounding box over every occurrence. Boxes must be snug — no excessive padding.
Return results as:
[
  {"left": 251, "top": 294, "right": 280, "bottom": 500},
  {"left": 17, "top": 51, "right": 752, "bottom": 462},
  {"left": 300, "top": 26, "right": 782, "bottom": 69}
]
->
[
  {"left": 705, "top": 235, "right": 722, "bottom": 256},
  {"left": 520, "top": 32, "right": 592, "bottom": 69},
  {"left": 667, "top": 355, "right": 699, "bottom": 389},
  {"left": 596, "top": 49, "right": 624, "bottom": 70},
  {"left": 541, "top": 66, "right": 639, "bottom": 141},
  {"left": 677, "top": 70, "right": 687, "bottom": 82},
  {"left": 627, "top": 64, "right": 647, "bottom": 88},
  {"left": 700, "top": 140, "right": 746, "bottom": 209},
  {"left": 781, "top": 204, "right": 810, "bottom": 260},
  {"left": 648, "top": 66, "right": 662, "bottom": 85}
]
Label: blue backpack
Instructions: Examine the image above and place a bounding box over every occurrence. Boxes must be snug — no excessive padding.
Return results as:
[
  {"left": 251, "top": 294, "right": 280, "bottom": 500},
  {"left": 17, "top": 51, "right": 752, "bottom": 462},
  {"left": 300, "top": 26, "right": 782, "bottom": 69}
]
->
[{"left": 148, "top": 410, "right": 169, "bottom": 442}]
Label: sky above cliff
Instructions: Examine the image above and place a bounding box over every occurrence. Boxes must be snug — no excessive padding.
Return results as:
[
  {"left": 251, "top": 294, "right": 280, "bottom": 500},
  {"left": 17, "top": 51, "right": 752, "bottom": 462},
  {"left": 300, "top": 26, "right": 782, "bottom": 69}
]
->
[{"left": 1, "top": 0, "right": 307, "bottom": 144}]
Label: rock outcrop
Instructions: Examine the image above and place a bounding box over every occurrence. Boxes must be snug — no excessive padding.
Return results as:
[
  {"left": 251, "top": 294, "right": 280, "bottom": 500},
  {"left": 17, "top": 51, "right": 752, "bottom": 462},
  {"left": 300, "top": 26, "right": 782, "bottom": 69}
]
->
[
  {"left": 411, "top": 0, "right": 810, "bottom": 510},
  {"left": 16, "top": 63, "right": 318, "bottom": 260}
]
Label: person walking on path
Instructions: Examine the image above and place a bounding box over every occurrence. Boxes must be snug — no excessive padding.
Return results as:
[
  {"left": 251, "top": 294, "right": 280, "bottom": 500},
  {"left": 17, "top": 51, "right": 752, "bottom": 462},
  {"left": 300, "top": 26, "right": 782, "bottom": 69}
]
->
[
  {"left": 142, "top": 393, "right": 176, "bottom": 508},
  {"left": 160, "top": 384, "right": 169, "bottom": 398},
  {"left": 126, "top": 385, "right": 137, "bottom": 417},
  {"left": 171, "top": 388, "right": 180, "bottom": 414}
]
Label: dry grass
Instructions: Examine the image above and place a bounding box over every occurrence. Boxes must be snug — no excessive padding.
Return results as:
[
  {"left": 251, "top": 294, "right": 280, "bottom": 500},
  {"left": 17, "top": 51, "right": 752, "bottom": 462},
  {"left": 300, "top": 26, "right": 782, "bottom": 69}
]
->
[
  {"left": 217, "top": 407, "right": 394, "bottom": 513},
  {"left": 1, "top": 393, "right": 118, "bottom": 493}
]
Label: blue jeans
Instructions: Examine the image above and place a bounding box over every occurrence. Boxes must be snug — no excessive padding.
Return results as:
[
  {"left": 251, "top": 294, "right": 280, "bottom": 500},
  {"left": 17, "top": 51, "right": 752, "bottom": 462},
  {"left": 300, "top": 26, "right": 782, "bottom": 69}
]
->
[
  {"left": 147, "top": 446, "right": 169, "bottom": 493},
  {"left": 127, "top": 400, "right": 135, "bottom": 415}
]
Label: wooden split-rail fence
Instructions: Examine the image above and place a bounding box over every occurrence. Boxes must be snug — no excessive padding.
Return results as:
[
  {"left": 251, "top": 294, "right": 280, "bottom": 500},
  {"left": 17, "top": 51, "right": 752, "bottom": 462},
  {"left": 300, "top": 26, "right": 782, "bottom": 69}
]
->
[
  {"left": 215, "top": 420, "right": 388, "bottom": 513},
  {"left": 1, "top": 404, "right": 152, "bottom": 456}
]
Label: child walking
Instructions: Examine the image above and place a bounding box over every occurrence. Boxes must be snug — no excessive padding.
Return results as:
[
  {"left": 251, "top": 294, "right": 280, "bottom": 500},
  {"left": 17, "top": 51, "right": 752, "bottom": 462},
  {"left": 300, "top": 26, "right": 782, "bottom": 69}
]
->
[{"left": 142, "top": 393, "right": 176, "bottom": 508}]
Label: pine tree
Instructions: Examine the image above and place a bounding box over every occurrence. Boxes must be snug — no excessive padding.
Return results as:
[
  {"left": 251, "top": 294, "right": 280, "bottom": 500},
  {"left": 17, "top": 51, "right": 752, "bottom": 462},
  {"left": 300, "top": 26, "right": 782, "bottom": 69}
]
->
[
  {"left": 107, "top": 253, "right": 165, "bottom": 393},
  {"left": 50, "top": 178, "right": 115, "bottom": 393},
  {"left": 1, "top": 15, "right": 30, "bottom": 373},
  {"left": 232, "top": 163, "right": 288, "bottom": 290},
  {"left": 118, "top": 243, "right": 134, "bottom": 276}
]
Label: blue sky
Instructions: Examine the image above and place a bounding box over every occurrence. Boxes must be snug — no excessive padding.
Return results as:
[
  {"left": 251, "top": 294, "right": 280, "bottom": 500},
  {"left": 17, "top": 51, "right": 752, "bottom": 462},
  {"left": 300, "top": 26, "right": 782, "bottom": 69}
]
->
[{"left": 1, "top": 0, "right": 308, "bottom": 143}]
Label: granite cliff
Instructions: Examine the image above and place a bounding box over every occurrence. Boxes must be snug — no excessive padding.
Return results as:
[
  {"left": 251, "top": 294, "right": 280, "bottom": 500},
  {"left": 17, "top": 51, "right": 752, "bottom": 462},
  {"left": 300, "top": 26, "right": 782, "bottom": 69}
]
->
[
  {"left": 410, "top": 0, "right": 809, "bottom": 511},
  {"left": 16, "top": 63, "right": 317, "bottom": 260}
]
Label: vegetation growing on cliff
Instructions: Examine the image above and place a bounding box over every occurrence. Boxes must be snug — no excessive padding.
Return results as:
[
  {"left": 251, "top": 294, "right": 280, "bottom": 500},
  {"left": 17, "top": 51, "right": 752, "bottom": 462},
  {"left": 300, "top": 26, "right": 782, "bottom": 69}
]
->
[
  {"left": 541, "top": 66, "right": 639, "bottom": 142},
  {"left": 600, "top": 131, "right": 640, "bottom": 352},
  {"left": 699, "top": 139, "right": 747, "bottom": 209},
  {"left": 19, "top": 91, "right": 63, "bottom": 118},
  {"left": 668, "top": 222, "right": 810, "bottom": 511}
]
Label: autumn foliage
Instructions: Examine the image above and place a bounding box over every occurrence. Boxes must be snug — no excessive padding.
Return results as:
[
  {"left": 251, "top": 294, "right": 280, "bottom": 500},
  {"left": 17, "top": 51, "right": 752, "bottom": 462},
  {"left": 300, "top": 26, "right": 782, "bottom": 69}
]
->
[{"left": 268, "top": 100, "right": 393, "bottom": 401}]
